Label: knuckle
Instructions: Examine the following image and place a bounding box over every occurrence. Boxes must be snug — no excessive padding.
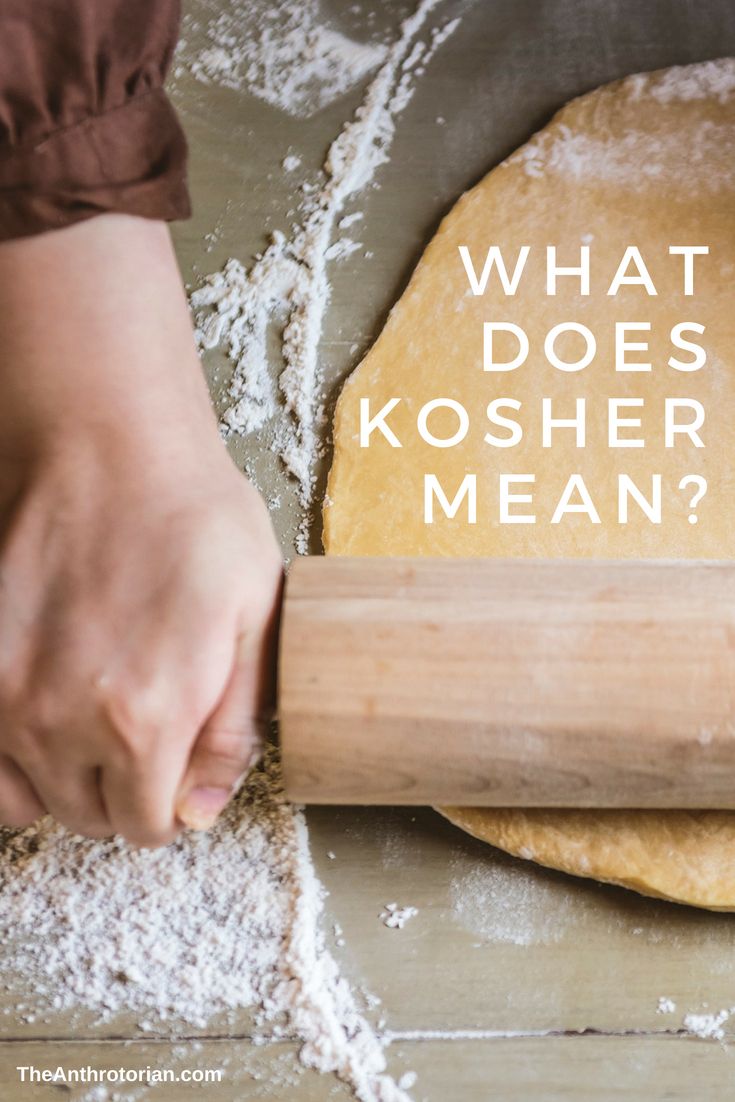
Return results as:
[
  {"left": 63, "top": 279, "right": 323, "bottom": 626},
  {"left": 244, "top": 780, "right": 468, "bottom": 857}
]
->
[
  {"left": 26, "top": 687, "right": 66, "bottom": 735},
  {"left": 100, "top": 682, "right": 173, "bottom": 760}
]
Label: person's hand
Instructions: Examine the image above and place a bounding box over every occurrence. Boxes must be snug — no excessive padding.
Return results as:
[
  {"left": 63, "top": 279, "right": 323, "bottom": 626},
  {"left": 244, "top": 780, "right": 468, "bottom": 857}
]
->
[{"left": 0, "top": 215, "right": 283, "bottom": 846}]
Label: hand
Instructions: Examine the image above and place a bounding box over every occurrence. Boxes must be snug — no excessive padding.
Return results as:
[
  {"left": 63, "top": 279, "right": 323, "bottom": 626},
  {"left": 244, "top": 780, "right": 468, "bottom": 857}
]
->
[{"left": 0, "top": 215, "right": 283, "bottom": 846}]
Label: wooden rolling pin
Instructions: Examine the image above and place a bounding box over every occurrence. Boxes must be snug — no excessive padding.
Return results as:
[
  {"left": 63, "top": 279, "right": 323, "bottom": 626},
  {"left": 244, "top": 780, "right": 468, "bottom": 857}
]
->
[{"left": 278, "top": 557, "right": 735, "bottom": 807}]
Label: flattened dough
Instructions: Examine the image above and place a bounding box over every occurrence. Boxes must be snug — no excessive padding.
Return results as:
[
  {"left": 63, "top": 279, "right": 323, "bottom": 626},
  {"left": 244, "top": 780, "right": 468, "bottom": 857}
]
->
[
  {"left": 437, "top": 808, "right": 735, "bottom": 911},
  {"left": 324, "top": 60, "right": 735, "bottom": 910}
]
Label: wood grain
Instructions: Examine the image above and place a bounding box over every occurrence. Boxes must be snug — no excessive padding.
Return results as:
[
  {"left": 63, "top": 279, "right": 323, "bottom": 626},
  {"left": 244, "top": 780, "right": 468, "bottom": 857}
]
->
[
  {"left": 1, "top": 1035, "right": 732, "bottom": 1101},
  {"left": 279, "top": 557, "right": 735, "bottom": 806}
]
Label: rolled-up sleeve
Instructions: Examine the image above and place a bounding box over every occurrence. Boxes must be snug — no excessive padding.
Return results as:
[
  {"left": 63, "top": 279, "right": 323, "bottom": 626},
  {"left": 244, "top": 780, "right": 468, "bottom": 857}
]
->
[{"left": 0, "top": 0, "right": 190, "bottom": 240}]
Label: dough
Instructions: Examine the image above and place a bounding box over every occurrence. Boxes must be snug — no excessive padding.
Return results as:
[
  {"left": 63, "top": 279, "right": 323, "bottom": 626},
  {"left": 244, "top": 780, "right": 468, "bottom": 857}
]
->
[
  {"left": 437, "top": 808, "right": 735, "bottom": 910},
  {"left": 324, "top": 59, "right": 735, "bottom": 910}
]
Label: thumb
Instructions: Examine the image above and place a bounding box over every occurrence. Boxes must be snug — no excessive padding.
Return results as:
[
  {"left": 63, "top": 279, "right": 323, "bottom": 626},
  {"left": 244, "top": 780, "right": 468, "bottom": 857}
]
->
[{"left": 176, "top": 628, "right": 275, "bottom": 831}]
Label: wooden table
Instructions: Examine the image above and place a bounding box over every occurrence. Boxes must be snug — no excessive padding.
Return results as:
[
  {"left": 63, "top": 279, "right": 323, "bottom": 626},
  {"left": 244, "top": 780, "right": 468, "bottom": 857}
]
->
[{"left": 3, "top": 1, "right": 735, "bottom": 1097}]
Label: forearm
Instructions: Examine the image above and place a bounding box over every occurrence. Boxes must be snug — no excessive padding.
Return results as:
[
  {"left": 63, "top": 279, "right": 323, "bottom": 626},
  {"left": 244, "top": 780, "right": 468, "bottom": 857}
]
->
[
  {"left": 0, "top": 0, "right": 195, "bottom": 458},
  {"left": 0, "top": 216, "right": 218, "bottom": 461}
]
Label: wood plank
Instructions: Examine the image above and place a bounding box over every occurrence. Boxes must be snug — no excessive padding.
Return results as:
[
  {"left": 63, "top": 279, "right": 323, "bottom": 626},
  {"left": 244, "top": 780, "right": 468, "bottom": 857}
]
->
[
  {"left": 3, "top": 807, "right": 735, "bottom": 1043},
  {"left": 1, "top": 1035, "right": 733, "bottom": 1101},
  {"left": 306, "top": 807, "right": 735, "bottom": 1036}
]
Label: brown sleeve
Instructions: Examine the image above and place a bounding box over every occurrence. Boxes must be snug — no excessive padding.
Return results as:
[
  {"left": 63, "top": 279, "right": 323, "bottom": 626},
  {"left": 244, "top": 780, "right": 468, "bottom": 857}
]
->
[{"left": 0, "top": 0, "right": 191, "bottom": 240}]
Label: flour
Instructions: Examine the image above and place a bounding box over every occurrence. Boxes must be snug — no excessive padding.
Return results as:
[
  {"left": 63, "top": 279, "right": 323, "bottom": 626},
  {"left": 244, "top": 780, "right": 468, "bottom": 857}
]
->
[
  {"left": 449, "top": 850, "right": 577, "bottom": 946},
  {"left": 511, "top": 121, "right": 735, "bottom": 192},
  {"left": 657, "top": 996, "right": 677, "bottom": 1014},
  {"left": 380, "top": 902, "right": 419, "bottom": 929},
  {"left": 508, "top": 60, "right": 735, "bottom": 195},
  {"left": 324, "top": 237, "right": 364, "bottom": 261},
  {"left": 632, "top": 57, "right": 735, "bottom": 105},
  {"left": 0, "top": 750, "right": 413, "bottom": 1102},
  {"left": 182, "top": 0, "right": 387, "bottom": 118},
  {"left": 191, "top": 0, "right": 464, "bottom": 525},
  {"left": 384, "top": 1028, "right": 553, "bottom": 1042},
  {"left": 682, "top": 1007, "right": 731, "bottom": 1041},
  {"left": 339, "top": 211, "right": 365, "bottom": 229}
]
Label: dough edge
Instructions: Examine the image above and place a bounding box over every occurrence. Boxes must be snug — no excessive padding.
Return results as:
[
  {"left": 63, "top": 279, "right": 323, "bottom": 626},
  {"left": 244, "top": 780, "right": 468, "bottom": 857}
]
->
[{"left": 438, "top": 807, "right": 735, "bottom": 911}]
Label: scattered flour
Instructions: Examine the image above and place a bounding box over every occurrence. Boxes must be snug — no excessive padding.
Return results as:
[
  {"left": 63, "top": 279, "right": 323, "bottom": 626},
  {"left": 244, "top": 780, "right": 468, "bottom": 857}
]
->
[
  {"left": 657, "top": 996, "right": 677, "bottom": 1014},
  {"left": 339, "top": 211, "right": 365, "bottom": 229},
  {"left": 384, "top": 1028, "right": 552, "bottom": 1042},
  {"left": 324, "top": 237, "right": 364, "bottom": 261},
  {"left": 333, "top": 921, "right": 346, "bottom": 949},
  {"left": 182, "top": 0, "right": 387, "bottom": 117},
  {"left": 283, "top": 154, "right": 302, "bottom": 172},
  {"left": 191, "top": 0, "right": 463, "bottom": 531},
  {"left": 510, "top": 120, "right": 735, "bottom": 191},
  {"left": 682, "top": 1007, "right": 731, "bottom": 1041},
  {"left": 449, "top": 850, "right": 578, "bottom": 946},
  {"left": 508, "top": 60, "right": 735, "bottom": 193},
  {"left": 0, "top": 750, "right": 413, "bottom": 1102},
  {"left": 634, "top": 58, "right": 735, "bottom": 105},
  {"left": 380, "top": 903, "right": 419, "bottom": 930}
]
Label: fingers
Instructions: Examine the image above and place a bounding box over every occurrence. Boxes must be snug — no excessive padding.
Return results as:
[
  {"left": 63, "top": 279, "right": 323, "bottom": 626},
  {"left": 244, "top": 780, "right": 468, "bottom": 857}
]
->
[
  {"left": 94, "top": 610, "right": 251, "bottom": 845},
  {"left": 0, "top": 603, "right": 277, "bottom": 845},
  {"left": 29, "top": 763, "right": 112, "bottom": 840},
  {"left": 100, "top": 754, "right": 183, "bottom": 849},
  {"left": 175, "top": 721, "right": 266, "bottom": 830},
  {"left": 0, "top": 754, "right": 45, "bottom": 828},
  {"left": 2, "top": 687, "right": 182, "bottom": 845},
  {"left": 98, "top": 694, "right": 193, "bottom": 848},
  {"left": 0, "top": 512, "right": 282, "bottom": 847},
  {"left": 176, "top": 632, "right": 271, "bottom": 831}
]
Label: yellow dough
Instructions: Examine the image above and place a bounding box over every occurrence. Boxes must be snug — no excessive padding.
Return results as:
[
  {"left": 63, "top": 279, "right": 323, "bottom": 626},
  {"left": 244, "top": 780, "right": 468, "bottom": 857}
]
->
[
  {"left": 324, "top": 59, "right": 735, "bottom": 910},
  {"left": 436, "top": 808, "right": 735, "bottom": 911}
]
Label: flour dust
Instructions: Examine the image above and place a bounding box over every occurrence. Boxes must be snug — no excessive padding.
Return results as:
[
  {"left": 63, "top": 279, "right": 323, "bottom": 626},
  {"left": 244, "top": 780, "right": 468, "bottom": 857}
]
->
[
  {"left": 0, "top": 750, "right": 413, "bottom": 1102},
  {"left": 179, "top": 0, "right": 389, "bottom": 118},
  {"left": 188, "top": 0, "right": 465, "bottom": 550}
]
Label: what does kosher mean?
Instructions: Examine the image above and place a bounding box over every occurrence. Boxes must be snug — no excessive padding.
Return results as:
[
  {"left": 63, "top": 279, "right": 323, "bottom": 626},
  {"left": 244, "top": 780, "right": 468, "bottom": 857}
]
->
[{"left": 358, "top": 244, "right": 710, "bottom": 527}]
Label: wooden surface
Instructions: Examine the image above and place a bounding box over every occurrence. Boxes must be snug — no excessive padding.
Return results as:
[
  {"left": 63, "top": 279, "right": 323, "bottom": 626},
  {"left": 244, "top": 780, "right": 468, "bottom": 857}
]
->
[
  {"left": 4, "top": 1036, "right": 735, "bottom": 1102},
  {"left": 281, "top": 557, "right": 735, "bottom": 806},
  {"left": 5, "top": 808, "right": 735, "bottom": 1098},
  {"left": 4, "top": 1, "right": 735, "bottom": 1099}
]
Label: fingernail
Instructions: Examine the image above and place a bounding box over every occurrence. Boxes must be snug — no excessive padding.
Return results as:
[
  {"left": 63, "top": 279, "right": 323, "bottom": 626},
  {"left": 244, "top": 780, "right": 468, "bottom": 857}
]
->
[{"left": 177, "top": 787, "right": 232, "bottom": 831}]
